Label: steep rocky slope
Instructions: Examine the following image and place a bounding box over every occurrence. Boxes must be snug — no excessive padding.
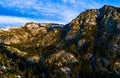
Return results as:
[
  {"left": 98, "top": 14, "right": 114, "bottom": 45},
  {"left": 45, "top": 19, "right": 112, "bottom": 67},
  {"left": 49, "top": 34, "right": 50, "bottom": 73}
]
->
[
  {"left": 0, "top": 5, "right": 120, "bottom": 78},
  {"left": 62, "top": 5, "right": 120, "bottom": 77}
]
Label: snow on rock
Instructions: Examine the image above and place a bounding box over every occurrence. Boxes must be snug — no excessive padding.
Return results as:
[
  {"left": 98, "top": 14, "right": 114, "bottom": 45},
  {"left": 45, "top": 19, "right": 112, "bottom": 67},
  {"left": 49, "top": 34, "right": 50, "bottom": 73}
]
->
[
  {"left": 60, "top": 67, "right": 72, "bottom": 75},
  {"left": 15, "top": 75, "right": 22, "bottom": 78}
]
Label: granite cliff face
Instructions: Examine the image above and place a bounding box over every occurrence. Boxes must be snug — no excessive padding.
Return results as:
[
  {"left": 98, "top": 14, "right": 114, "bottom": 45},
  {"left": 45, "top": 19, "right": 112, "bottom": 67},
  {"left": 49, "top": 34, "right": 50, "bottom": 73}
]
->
[{"left": 0, "top": 5, "right": 120, "bottom": 78}]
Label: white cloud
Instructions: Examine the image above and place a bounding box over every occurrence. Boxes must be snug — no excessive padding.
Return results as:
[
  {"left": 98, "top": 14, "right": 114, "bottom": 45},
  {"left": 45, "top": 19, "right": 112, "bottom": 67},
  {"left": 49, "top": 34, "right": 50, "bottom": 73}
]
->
[
  {"left": 0, "top": 16, "right": 34, "bottom": 24},
  {"left": 0, "top": 15, "right": 66, "bottom": 28},
  {"left": 62, "top": 0, "right": 76, "bottom": 4},
  {"left": 0, "top": 0, "right": 102, "bottom": 27}
]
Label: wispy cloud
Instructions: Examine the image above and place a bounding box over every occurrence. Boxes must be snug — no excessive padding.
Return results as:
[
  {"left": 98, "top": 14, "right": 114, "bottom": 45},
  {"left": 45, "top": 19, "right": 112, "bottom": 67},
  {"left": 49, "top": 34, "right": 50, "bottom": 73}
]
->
[
  {"left": 62, "top": 0, "right": 76, "bottom": 4},
  {"left": 0, "top": 16, "right": 35, "bottom": 24},
  {"left": 0, "top": 15, "right": 66, "bottom": 28},
  {"left": 0, "top": 15, "right": 35, "bottom": 28},
  {"left": 0, "top": 0, "right": 118, "bottom": 27},
  {"left": 0, "top": 0, "right": 101, "bottom": 22}
]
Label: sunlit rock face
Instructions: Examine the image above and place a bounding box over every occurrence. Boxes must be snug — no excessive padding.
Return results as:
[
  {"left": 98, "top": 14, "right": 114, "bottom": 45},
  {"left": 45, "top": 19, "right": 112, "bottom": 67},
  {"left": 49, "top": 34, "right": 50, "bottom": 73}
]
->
[
  {"left": 0, "top": 22, "right": 64, "bottom": 46},
  {"left": 65, "top": 9, "right": 98, "bottom": 40},
  {"left": 44, "top": 50, "right": 78, "bottom": 67},
  {"left": 43, "top": 50, "right": 78, "bottom": 77}
]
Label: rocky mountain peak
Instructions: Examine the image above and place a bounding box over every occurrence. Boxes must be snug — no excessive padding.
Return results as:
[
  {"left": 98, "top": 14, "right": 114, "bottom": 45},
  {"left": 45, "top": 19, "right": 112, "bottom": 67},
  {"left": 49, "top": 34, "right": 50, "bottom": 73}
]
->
[
  {"left": 100, "top": 5, "right": 120, "bottom": 12},
  {"left": 65, "top": 5, "right": 120, "bottom": 40},
  {"left": 102, "top": 5, "right": 116, "bottom": 10}
]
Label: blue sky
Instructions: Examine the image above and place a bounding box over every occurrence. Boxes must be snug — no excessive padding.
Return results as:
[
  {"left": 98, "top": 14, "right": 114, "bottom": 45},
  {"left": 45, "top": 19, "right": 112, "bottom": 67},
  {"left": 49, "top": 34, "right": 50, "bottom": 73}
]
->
[{"left": 0, "top": 0, "right": 120, "bottom": 28}]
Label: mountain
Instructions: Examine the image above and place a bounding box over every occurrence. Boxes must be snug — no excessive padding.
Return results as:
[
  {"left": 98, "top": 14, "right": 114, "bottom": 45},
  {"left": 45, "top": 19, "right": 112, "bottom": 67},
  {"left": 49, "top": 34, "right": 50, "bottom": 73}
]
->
[{"left": 0, "top": 5, "right": 120, "bottom": 78}]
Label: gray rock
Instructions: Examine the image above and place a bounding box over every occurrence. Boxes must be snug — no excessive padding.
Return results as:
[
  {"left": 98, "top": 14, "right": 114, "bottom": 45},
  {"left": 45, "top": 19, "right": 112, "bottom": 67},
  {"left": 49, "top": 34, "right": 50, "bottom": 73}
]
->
[{"left": 60, "top": 67, "right": 72, "bottom": 75}]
